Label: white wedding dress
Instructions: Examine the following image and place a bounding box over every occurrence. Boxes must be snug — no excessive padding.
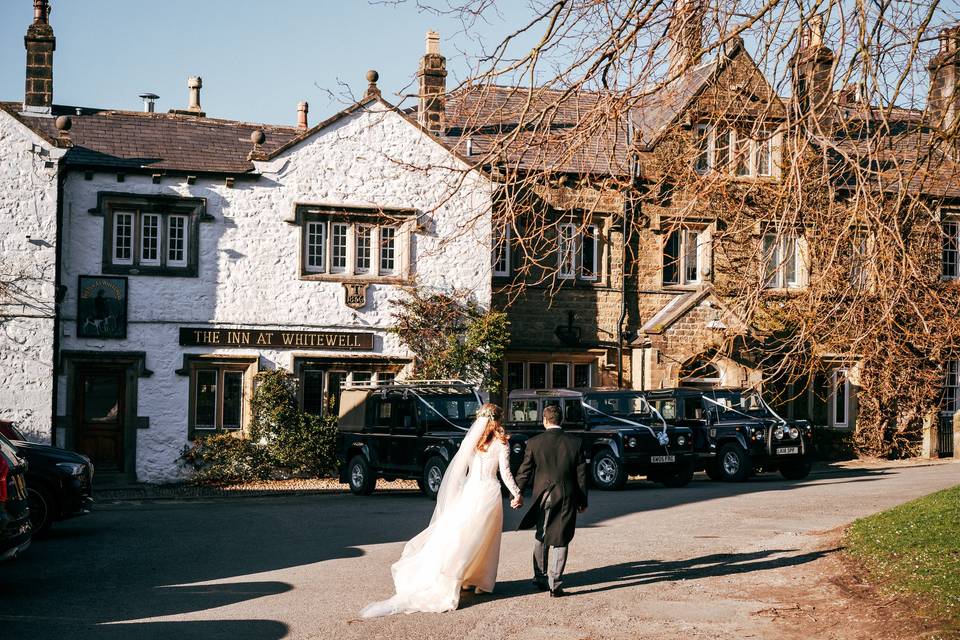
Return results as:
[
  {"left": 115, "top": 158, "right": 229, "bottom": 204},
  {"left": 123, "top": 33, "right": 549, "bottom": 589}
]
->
[{"left": 361, "top": 417, "right": 521, "bottom": 617}]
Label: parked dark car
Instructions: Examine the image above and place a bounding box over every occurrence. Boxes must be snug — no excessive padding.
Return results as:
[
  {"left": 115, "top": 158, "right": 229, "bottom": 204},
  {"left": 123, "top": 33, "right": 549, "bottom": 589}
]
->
[
  {"left": 504, "top": 388, "right": 697, "bottom": 490},
  {"left": 337, "top": 380, "right": 482, "bottom": 498},
  {"left": 0, "top": 433, "right": 31, "bottom": 560},
  {"left": 0, "top": 422, "right": 94, "bottom": 533},
  {"left": 644, "top": 387, "right": 813, "bottom": 482}
]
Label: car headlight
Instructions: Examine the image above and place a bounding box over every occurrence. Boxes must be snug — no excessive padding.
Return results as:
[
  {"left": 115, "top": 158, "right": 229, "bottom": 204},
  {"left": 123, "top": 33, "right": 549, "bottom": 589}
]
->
[
  {"left": 626, "top": 437, "right": 638, "bottom": 448},
  {"left": 789, "top": 427, "right": 800, "bottom": 439},
  {"left": 752, "top": 427, "right": 764, "bottom": 440},
  {"left": 773, "top": 426, "right": 785, "bottom": 440},
  {"left": 676, "top": 435, "right": 687, "bottom": 447},
  {"left": 56, "top": 462, "right": 85, "bottom": 476},
  {"left": 512, "top": 443, "right": 523, "bottom": 454}
]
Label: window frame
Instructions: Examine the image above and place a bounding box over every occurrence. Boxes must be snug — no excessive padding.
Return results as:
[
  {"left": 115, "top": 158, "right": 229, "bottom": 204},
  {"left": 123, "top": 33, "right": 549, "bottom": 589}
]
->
[
  {"left": 763, "top": 230, "right": 803, "bottom": 290},
  {"left": 663, "top": 227, "right": 705, "bottom": 287},
  {"left": 942, "top": 217, "right": 959, "bottom": 280},
  {"left": 98, "top": 193, "right": 205, "bottom": 278},
  {"left": 295, "top": 205, "right": 414, "bottom": 282},
  {"left": 829, "top": 368, "right": 850, "bottom": 428},
  {"left": 294, "top": 359, "right": 406, "bottom": 416},
  {"left": 504, "top": 360, "right": 594, "bottom": 391},
  {"left": 187, "top": 357, "right": 257, "bottom": 438},
  {"left": 493, "top": 223, "right": 511, "bottom": 277},
  {"left": 557, "top": 222, "right": 601, "bottom": 282}
]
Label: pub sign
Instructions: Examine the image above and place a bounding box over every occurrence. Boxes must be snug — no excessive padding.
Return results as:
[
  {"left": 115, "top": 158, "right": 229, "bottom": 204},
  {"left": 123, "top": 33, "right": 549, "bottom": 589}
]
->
[{"left": 179, "top": 328, "right": 374, "bottom": 351}]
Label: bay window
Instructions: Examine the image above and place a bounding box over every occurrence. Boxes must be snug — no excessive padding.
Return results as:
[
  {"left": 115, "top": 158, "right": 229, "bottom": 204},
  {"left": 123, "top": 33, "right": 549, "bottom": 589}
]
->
[{"left": 691, "top": 123, "right": 779, "bottom": 178}]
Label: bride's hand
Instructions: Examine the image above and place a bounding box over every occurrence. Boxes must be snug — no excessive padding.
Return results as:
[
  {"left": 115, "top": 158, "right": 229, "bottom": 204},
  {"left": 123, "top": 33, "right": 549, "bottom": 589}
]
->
[{"left": 510, "top": 496, "right": 523, "bottom": 509}]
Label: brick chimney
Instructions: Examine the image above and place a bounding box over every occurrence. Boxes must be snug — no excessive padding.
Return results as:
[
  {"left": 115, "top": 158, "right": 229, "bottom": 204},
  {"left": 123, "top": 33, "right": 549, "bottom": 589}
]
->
[
  {"left": 790, "top": 14, "right": 835, "bottom": 124},
  {"left": 418, "top": 30, "right": 447, "bottom": 135},
  {"left": 24, "top": 0, "right": 55, "bottom": 114},
  {"left": 667, "top": 0, "right": 703, "bottom": 78},
  {"left": 928, "top": 26, "right": 960, "bottom": 133}
]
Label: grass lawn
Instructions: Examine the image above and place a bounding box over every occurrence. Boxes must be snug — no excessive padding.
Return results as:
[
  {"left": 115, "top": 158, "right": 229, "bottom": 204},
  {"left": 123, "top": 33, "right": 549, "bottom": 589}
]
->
[{"left": 845, "top": 483, "right": 960, "bottom": 626}]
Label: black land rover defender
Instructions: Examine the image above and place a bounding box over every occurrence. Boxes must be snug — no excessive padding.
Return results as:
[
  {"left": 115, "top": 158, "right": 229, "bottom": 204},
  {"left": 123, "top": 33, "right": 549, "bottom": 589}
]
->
[
  {"left": 504, "top": 389, "right": 697, "bottom": 490},
  {"left": 336, "top": 380, "right": 481, "bottom": 498},
  {"left": 644, "top": 387, "right": 813, "bottom": 482}
]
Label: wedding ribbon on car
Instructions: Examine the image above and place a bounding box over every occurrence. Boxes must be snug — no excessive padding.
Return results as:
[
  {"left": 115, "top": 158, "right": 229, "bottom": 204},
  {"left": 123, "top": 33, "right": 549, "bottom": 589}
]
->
[
  {"left": 404, "top": 387, "right": 483, "bottom": 432},
  {"left": 580, "top": 401, "right": 671, "bottom": 447},
  {"left": 701, "top": 393, "right": 787, "bottom": 425}
]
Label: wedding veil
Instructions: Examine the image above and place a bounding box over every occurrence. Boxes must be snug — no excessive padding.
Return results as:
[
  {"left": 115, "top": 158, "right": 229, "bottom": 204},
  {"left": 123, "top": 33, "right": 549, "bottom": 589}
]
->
[{"left": 399, "top": 415, "right": 489, "bottom": 558}]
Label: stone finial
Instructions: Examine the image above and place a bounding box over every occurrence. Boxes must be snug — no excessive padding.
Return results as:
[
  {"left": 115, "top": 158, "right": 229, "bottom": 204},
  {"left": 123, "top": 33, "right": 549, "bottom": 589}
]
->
[
  {"left": 250, "top": 129, "right": 266, "bottom": 146},
  {"left": 365, "top": 70, "right": 381, "bottom": 98}
]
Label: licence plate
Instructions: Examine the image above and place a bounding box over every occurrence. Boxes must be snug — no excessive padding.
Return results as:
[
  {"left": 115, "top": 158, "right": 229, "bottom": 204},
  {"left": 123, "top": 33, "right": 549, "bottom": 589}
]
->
[
  {"left": 651, "top": 455, "right": 675, "bottom": 463},
  {"left": 776, "top": 446, "right": 799, "bottom": 455}
]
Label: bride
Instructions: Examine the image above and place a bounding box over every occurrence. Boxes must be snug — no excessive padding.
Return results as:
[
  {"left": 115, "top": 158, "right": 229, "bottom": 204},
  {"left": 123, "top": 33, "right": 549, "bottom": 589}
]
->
[{"left": 361, "top": 403, "right": 522, "bottom": 617}]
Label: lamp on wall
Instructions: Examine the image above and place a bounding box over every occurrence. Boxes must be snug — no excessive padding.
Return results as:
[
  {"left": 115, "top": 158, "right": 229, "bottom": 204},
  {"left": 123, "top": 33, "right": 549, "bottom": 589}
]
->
[{"left": 555, "top": 311, "right": 582, "bottom": 347}]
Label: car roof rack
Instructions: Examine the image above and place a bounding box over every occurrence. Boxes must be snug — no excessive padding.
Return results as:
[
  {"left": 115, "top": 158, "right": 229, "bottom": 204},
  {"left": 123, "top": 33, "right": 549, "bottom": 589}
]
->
[{"left": 340, "top": 378, "right": 477, "bottom": 394}]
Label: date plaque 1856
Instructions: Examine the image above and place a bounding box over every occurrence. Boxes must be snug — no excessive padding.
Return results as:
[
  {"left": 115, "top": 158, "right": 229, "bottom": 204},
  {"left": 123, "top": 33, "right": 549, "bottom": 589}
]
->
[{"left": 344, "top": 282, "right": 368, "bottom": 309}]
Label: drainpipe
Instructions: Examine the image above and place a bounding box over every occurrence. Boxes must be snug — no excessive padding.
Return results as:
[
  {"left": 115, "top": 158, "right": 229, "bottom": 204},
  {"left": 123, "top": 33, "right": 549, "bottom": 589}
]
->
[
  {"left": 618, "top": 119, "right": 640, "bottom": 388},
  {"left": 50, "top": 158, "right": 65, "bottom": 446}
]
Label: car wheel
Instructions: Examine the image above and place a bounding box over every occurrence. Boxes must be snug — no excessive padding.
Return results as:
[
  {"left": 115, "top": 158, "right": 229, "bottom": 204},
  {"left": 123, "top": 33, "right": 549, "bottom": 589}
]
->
[
  {"left": 779, "top": 459, "right": 812, "bottom": 480},
  {"left": 591, "top": 449, "right": 627, "bottom": 490},
  {"left": 657, "top": 462, "right": 694, "bottom": 488},
  {"left": 347, "top": 455, "right": 376, "bottom": 495},
  {"left": 27, "top": 485, "right": 56, "bottom": 535},
  {"left": 704, "top": 460, "right": 723, "bottom": 481},
  {"left": 422, "top": 456, "right": 447, "bottom": 500},
  {"left": 716, "top": 443, "right": 752, "bottom": 482}
]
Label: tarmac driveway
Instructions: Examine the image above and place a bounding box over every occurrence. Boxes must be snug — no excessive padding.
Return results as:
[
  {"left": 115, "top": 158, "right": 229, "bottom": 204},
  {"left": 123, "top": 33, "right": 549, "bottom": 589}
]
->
[{"left": 0, "top": 461, "right": 956, "bottom": 640}]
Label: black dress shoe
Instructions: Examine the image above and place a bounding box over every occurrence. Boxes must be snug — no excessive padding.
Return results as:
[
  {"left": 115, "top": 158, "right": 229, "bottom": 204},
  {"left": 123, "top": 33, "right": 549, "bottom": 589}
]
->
[
  {"left": 549, "top": 588, "right": 566, "bottom": 598},
  {"left": 532, "top": 581, "right": 549, "bottom": 591}
]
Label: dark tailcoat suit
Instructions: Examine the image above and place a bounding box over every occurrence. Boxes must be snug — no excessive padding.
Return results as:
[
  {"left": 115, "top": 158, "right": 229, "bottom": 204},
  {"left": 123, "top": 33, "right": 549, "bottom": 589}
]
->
[{"left": 515, "top": 427, "right": 589, "bottom": 591}]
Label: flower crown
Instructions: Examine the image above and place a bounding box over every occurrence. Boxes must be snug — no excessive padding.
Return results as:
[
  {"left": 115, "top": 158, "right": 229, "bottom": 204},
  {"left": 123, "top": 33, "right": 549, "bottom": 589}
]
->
[{"left": 477, "top": 407, "right": 498, "bottom": 418}]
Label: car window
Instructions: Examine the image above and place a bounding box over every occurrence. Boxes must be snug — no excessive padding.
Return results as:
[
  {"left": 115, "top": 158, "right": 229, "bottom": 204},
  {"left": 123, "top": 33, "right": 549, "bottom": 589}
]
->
[
  {"left": 510, "top": 400, "right": 538, "bottom": 422},
  {"left": 372, "top": 398, "right": 393, "bottom": 429},
  {"left": 656, "top": 399, "right": 677, "bottom": 420},
  {"left": 563, "top": 399, "right": 584, "bottom": 423},
  {"left": 683, "top": 399, "right": 703, "bottom": 420},
  {"left": 394, "top": 399, "right": 417, "bottom": 431},
  {"left": 418, "top": 395, "right": 479, "bottom": 429}
]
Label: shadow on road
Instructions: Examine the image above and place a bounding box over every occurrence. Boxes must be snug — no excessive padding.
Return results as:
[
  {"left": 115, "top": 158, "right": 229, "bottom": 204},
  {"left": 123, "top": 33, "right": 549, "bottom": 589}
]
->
[{"left": 459, "top": 547, "right": 838, "bottom": 608}]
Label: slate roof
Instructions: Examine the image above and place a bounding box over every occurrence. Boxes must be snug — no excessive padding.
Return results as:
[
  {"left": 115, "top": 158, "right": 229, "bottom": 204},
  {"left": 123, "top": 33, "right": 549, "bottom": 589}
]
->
[
  {"left": 437, "top": 58, "right": 720, "bottom": 177},
  {"left": 0, "top": 102, "right": 300, "bottom": 174}
]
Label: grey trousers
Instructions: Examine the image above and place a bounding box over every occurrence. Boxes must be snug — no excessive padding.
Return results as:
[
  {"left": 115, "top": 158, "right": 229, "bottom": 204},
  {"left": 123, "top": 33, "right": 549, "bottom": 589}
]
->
[{"left": 533, "top": 498, "right": 568, "bottom": 590}]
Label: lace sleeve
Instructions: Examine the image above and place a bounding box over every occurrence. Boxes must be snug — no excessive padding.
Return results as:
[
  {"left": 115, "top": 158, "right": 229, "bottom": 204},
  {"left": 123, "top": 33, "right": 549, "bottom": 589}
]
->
[{"left": 498, "top": 441, "right": 521, "bottom": 499}]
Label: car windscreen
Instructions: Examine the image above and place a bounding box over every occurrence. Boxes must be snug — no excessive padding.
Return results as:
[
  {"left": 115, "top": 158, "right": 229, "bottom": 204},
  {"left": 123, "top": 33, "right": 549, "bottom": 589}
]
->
[
  {"left": 583, "top": 393, "right": 649, "bottom": 422},
  {"left": 705, "top": 390, "right": 771, "bottom": 420},
  {"left": 417, "top": 395, "right": 480, "bottom": 429}
]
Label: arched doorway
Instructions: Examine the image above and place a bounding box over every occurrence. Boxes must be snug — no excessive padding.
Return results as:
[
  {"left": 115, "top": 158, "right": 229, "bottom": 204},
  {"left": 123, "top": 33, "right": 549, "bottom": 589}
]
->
[{"left": 679, "top": 356, "right": 722, "bottom": 389}]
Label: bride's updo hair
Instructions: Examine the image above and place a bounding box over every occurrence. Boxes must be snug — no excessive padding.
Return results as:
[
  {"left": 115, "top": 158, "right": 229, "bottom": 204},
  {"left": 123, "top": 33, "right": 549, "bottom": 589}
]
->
[{"left": 476, "top": 403, "right": 507, "bottom": 452}]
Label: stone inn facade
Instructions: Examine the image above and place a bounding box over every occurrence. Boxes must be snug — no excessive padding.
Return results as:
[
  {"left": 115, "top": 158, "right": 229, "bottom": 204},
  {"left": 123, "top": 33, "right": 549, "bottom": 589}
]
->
[{"left": 2, "top": 1, "right": 958, "bottom": 482}]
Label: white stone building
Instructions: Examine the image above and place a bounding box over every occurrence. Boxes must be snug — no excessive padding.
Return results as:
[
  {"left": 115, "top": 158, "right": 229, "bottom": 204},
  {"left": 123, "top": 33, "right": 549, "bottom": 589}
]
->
[{"left": 0, "top": 3, "right": 492, "bottom": 482}]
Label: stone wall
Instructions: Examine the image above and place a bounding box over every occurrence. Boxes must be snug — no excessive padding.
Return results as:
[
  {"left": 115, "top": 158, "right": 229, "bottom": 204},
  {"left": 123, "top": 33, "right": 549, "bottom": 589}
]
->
[{"left": 0, "top": 110, "right": 58, "bottom": 441}]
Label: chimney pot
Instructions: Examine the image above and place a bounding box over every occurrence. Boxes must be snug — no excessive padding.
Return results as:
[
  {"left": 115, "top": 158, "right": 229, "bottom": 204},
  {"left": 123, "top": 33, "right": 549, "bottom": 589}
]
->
[
  {"left": 23, "top": 0, "right": 55, "bottom": 113},
  {"left": 928, "top": 26, "right": 960, "bottom": 133},
  {"left": 139, "top": 92, "right": 159, "bottom": 113},
  {"left": 187, "top": 76, "right": 203, "bottom": 112},
  {"left": 297, "top": 101, "right": 309, "bottom": 129},
  {"left": 425, "top": 30, "right": 440, "bottom": 55}
]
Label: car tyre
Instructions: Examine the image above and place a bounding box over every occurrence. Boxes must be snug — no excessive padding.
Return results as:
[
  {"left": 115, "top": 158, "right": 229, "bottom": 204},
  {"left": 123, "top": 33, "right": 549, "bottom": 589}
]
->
[
  {"left": 591, "top": 449, "right": 627, "bottom": 490},
  {"left": 779, "top": 459, "right": 812, "bottom": 480},
  {"left": 716, "top": 443, "right": 752, "bottom": 482},
  {"left": 27, "top": 484, "right": 56, "bottom": 535},
  {"left": 422, "top": 456, "right": 447, "bottom": 500},
  {"left": 656, "top": 462, "right": 694, "bottom": 488},
  {"left": 347, "top": 455, "right": 376, "bottom": 495}
]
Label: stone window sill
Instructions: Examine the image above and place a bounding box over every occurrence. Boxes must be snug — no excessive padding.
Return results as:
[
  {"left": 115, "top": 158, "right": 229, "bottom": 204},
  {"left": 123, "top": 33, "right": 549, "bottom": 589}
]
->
[{"left": 299, "top": 273, "right": 409, "bottom": 285}]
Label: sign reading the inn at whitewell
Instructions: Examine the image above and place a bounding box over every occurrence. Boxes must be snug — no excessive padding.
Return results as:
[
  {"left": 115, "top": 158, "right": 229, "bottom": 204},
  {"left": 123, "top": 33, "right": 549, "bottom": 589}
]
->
[
  {"left": 77, "top": 275, "right": 128, "bottom": 339},
  {"left": 179, "top": 328, "right": 374, "bottom": 351}
]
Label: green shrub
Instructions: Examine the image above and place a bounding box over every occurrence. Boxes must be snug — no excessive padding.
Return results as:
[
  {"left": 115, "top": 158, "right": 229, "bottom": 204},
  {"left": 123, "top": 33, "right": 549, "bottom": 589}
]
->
[
  {"left": 179, "top": 432, "right": 272, "bottom": 484},
  {"left": 250, "top": 369, "right": 339, "bottom": 477}
]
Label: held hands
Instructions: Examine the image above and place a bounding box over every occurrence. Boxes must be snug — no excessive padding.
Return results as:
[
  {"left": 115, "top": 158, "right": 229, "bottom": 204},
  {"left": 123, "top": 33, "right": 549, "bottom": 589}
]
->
[{"left": 510, "top": 496, "right": 523, "bottom": 509}]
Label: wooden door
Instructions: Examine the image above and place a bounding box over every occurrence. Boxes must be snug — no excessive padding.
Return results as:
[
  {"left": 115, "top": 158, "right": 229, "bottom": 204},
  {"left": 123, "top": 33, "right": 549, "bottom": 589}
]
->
[{"left": 76, "top": 369, "right": 125, "bottom": 473}]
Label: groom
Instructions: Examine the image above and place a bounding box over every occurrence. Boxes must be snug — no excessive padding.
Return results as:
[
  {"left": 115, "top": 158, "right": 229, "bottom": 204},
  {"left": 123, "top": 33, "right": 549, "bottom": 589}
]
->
[{"left": 512, "top": 405, "right": 588, "bottom": 597}]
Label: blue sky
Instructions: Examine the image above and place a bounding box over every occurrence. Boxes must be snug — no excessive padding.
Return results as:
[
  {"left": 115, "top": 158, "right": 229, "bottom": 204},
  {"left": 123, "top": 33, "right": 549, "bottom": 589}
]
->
[{"left": 0, "top": 0, "right": 530, "bottom": 125}]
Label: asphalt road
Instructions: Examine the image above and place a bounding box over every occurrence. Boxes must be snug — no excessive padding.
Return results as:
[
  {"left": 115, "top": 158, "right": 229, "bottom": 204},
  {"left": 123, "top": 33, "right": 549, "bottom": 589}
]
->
[{"left": 0, "top": 462, "right": 957, "bottom": 640}]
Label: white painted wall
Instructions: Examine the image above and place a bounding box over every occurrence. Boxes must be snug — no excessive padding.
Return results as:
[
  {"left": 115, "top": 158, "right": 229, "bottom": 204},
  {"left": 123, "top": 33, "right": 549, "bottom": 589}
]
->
[
  {"left": 57, "top": 104, "right": 493, "bottom": 482},
  {"left": 0, "top": 110, "right": 59, "bottom": 442}
]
